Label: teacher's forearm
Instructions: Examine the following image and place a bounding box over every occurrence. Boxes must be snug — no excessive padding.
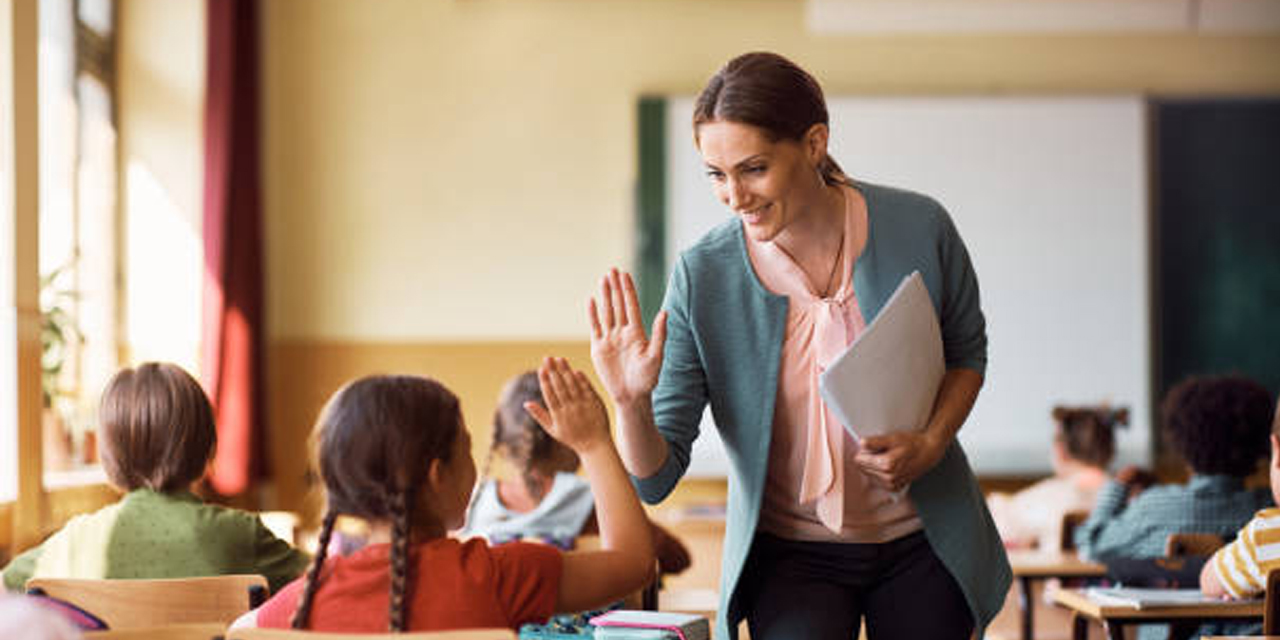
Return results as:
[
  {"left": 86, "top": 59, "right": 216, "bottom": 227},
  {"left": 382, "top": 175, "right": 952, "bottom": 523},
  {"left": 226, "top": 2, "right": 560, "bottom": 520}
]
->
[
  {"left": 923, "top": 368, "right": 984, "bottom": 451},
  {"left": 614, "top": 395, "right": 670, "bottom": 478}
]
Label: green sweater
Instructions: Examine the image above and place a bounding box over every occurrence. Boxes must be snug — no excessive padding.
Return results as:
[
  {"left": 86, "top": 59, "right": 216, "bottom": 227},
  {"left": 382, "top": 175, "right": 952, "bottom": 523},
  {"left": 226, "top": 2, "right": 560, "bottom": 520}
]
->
[
  {"left": 637, "top": 181, "right": 1010, "bottom": 638},
  {"left": 2, "top": 488, "right": 308, "bottom": 593}
]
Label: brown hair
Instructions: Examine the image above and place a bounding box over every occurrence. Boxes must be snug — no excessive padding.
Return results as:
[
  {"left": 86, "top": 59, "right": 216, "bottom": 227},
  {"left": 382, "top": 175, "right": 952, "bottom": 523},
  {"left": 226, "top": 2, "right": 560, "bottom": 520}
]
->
[
  {"left": 1161, "top": 375, "right": 1274, "bottom": 477},
  {"left": 291, "top": 375, "right": 463, "bottom": 632},
  {"left": 483, "top": 371, "right": 578, "bottom": 497},
  {"left": 97, "top": 362, "right": 216, "bottom": 493},
  {"left": 1051, "top": 405, "right": 1128, "bottom": 468},
  {"left": 693, "top": 51, "right": 848, "bottom": 186}
]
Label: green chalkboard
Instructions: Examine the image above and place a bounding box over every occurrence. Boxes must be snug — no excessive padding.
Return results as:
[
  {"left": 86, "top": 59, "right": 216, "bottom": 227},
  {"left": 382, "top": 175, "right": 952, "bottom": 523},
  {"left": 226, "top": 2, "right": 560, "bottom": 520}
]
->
[{"left": 1154, "top": 98, "right": 1280, "bottom": 403}]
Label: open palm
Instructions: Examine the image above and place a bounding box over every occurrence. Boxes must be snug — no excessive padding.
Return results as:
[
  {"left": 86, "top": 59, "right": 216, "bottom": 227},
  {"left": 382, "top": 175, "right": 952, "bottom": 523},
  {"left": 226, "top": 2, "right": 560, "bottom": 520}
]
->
[{"left": 588, "top": 269, "right": 667, "bottom": 405}]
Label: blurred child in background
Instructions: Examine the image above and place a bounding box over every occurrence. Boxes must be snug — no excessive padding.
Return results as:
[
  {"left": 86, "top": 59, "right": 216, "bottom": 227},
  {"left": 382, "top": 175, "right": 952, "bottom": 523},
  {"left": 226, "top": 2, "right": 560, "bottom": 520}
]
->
[
  {"left": 1201, "top": 392, "right": 1280, "bottom": 599},
  {"left": 464, "top": 371, "right": 690, "bottom": 575},
  {"left": 988, "top": 405, "right": 1128, "bottom": 550}
]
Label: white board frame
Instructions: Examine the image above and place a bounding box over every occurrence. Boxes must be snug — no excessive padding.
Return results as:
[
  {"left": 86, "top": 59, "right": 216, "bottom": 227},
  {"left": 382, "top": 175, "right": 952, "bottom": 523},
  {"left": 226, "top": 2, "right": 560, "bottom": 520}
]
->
[{"left": 664, "top": 95, "right": 1151, "bottom": 476}]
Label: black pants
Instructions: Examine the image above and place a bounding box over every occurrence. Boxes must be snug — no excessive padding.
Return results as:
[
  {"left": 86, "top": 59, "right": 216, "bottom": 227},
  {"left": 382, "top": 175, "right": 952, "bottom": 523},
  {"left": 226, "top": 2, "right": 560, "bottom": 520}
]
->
[{"left": 738, "top": 531, "right": 973, "bottom": 640}]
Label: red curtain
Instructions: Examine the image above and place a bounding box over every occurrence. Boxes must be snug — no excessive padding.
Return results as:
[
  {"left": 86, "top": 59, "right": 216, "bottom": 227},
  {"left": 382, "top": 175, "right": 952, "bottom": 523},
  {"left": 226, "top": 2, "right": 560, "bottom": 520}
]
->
[{"left": 202, "top": 0, "right": 264, "bottom": 496}]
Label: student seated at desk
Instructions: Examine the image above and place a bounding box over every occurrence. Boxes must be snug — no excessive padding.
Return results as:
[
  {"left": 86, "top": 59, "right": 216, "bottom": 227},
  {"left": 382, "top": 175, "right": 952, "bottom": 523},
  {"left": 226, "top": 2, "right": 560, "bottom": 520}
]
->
[
  {"left": 1075, "top": 375, "right": 1275, "bottom": 640},
  {"left": 1202, "top": 393, "right": 1280, "bottom": 600},
  {"left": 987, "top": 404, "right": 1127, "bottom": 550},
  {"left": 1, "top": 362, "right": 309, "bottom": 594},
  {"left": 463, "top": 371, "right": 691, "bottom": 575},
  {"left": 238, "top": 359, "right": 656, "bottom": 632}
]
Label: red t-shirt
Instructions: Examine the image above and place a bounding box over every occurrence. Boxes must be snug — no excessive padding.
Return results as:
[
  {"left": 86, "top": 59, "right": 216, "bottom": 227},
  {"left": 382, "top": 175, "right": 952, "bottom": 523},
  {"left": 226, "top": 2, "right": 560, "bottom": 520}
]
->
[{"left": 257, "top": 537, "right": 562, "bottom": 631}]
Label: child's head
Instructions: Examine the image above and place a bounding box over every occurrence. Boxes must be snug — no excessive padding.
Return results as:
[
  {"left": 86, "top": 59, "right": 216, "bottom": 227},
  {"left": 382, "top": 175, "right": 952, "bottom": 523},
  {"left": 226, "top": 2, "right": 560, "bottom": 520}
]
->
[
  {"left": 98, "top": 362, "right": 216, "bottom": 493},
  {"left": 488, "top": 371, "right": 580, "bottom": 487},
  {"left": 293, "top": 374, "right": 475, "bottom": 631},
  {"left": 1050, "top": 405, "right": 1127, "bottom": 472},
  {"left": 1161, "top": 375, "right": 1274, "bottom": 477}
]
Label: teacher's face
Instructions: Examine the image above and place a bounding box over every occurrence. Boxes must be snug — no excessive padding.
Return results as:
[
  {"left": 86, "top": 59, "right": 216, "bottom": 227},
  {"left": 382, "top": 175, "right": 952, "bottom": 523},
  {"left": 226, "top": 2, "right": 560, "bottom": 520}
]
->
[{"left": 697, "top": 120, "right": 822, "bottom": 243}]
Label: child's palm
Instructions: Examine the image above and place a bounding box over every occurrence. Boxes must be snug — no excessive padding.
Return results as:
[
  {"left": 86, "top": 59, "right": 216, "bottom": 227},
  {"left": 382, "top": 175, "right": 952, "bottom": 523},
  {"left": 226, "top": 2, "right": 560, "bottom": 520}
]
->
[{"left": 525, "top": 359, "right": 610, "bottom": 453}]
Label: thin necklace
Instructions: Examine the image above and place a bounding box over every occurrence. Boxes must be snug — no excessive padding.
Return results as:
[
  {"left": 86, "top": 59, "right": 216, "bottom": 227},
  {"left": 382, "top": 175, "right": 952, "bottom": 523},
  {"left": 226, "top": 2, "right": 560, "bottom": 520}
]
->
[{"left": 775, "top": 226, "right": 845, "bottom": 299}]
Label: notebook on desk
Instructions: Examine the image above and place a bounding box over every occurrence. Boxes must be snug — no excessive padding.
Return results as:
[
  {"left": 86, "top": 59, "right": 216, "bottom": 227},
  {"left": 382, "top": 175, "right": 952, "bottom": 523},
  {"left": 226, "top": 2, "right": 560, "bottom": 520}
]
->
[{"left": 1085, "top": 586, "right": 1255, "bottom": 610}]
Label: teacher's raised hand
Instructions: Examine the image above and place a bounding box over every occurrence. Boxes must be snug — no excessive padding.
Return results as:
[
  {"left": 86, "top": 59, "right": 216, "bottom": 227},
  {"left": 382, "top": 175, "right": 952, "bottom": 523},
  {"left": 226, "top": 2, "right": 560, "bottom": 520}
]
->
[
  {"left": 587, "top": 269, "right": 671, "bottom": 478},
  {"left": 587, "top": 269, "right": 668, "bottom": 405}
]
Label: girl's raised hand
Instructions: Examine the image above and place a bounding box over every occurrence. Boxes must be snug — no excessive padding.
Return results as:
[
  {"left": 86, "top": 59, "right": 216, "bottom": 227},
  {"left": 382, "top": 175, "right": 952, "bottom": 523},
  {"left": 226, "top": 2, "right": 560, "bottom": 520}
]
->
[
  {"left": 587, "top": 269, "right": 667, "bottom": 406},
  {"left": 524, "top": 357, "right": 611, "bottom": 454}
]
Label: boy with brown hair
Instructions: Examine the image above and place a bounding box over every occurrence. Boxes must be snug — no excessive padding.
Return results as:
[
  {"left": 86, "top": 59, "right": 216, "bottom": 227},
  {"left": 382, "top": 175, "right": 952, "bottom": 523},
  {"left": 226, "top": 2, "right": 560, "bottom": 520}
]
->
[{"left": 2, "top": 362, "right": 308, "bottom": 592}]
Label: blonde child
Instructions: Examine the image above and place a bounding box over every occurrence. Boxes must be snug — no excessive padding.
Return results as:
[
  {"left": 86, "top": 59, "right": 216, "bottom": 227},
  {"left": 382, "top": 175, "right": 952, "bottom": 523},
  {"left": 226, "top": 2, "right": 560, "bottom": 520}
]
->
[
  {"left": 240, "top": 358, "right": 655, "bottom": 631},
  {"left": 463, "top": 371, "right": 690, "bottom": 574},
  {"left": 1, "top": 362, "right": 308, "bottom": 593}
]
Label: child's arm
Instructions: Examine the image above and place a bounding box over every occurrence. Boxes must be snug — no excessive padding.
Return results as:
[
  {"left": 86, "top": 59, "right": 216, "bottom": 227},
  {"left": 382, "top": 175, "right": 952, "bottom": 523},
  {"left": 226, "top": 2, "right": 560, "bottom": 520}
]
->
[
  {"left": 1200, "top": 551, "right": 1230, "bottom": 598},
  {"left": 525, "top": 357, "right": 656, "bottom": 613},
  {"left": 1, "top": 541, "right": 43, "bottom": 592}
]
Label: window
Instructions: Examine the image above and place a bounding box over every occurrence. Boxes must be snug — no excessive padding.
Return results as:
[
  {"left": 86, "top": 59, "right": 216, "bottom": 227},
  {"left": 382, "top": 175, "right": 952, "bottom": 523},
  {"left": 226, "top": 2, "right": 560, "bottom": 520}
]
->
[{"left": 38, "top": 0, "right": 117, "bottom": 481}]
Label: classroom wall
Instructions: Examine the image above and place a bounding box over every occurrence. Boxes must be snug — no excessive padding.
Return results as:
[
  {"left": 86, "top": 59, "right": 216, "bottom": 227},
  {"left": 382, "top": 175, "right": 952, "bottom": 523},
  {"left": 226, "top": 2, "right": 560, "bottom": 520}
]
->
[{"left": 259, "top": 0, "right": 1280, "bottom": 513}]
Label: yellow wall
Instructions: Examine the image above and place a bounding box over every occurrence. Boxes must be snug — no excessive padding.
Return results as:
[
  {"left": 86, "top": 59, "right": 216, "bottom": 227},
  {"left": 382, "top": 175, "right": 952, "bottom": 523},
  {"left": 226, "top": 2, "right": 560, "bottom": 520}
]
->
[
  {"left": 260, "top": 0, "right": 1280, "bottom": 342},
  {"left": 258, "top": 0, "right": 1280, "bottom": 512}
]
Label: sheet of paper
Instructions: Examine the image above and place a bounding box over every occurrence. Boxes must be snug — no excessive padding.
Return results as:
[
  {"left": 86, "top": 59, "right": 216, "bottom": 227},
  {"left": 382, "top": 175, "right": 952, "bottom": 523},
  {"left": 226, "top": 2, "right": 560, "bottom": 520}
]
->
[{"left": 818, "top": 271, "right": 944, "bottom": 440}]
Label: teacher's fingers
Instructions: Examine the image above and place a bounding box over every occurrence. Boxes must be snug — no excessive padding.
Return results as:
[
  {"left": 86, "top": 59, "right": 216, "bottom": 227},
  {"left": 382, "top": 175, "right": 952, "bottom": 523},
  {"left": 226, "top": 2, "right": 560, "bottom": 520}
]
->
[
  {"left": 600, "top": 274, "right": 616, "bottom": 329},
  {"left": 609, "top": 269, "right": 629, "bottom": 326},
  {"left": 622, "top": 271, "right": 643, "bottom": 328},
  {"left": 587, "top": 298, "right": 604, "bottom": 340}
]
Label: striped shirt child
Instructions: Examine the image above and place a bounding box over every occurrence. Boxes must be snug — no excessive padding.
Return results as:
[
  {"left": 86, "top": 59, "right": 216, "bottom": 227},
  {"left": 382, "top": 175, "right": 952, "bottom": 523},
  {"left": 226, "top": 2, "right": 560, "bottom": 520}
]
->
[{"left": 1211, "top": 506, "right": 1280, "bottom": 598}]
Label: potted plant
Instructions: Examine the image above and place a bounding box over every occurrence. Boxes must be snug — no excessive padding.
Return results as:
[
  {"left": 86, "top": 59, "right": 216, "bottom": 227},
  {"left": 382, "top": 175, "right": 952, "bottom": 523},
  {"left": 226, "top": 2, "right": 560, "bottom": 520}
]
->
[{"left": 40, "top": 262, "right": 80, "bottom": 471}]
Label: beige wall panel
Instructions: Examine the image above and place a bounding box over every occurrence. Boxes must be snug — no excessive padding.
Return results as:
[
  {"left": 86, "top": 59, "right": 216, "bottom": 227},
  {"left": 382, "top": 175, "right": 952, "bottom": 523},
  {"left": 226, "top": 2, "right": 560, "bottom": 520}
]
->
[
  {"left": 267, "top": 339, "right": 594, "bottom": 518},
  {"left": 261, "top": 0, "right": 1280, "bottom": 342}
]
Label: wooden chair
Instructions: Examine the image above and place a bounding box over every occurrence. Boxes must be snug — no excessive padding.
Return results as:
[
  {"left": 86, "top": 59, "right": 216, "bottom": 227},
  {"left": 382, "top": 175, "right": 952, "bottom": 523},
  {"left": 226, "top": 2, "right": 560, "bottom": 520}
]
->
[
  {"left": 83, "top": 623, "right": 227, "bottom": 640},
  {"left": 1163, "top": 533, "right": 1225, "bottom": 640},
  {"left": 1164, "top": 532, "right": 1224, "bottom": 558},
  {"left": 1059, "top": 509, "right": 1091, "bottom": 552},
  {"left": 227, "top": 629, "right": 515, "bottom": 640},
  {"left": 26, "top": 574, "right": 268, "bottom": 628},
  {"left": 1264, "top": 567, "right": 1280, "bottom": 635}
]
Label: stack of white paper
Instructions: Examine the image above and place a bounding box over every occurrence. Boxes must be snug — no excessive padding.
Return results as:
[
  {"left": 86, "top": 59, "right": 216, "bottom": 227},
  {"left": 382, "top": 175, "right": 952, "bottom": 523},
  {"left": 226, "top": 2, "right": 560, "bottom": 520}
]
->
[{"left": 818, "top": 271, "right": 944, "bottom": 440}]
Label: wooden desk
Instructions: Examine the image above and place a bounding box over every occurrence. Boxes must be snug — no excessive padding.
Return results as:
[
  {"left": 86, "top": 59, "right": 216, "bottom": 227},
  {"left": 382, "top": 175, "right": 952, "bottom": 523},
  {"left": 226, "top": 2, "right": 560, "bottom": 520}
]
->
[
  {"left": 1008, "top": 550, "right": 1107, "bottom": 640},
  {"left": 1054, "top": 588, "right": 1263, "bottom": 640}
]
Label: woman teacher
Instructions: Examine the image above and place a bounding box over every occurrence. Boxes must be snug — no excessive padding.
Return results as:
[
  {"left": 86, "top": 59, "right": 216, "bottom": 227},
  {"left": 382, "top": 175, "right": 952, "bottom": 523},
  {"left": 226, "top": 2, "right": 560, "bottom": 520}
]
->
[{"left": 588, "top": 52, "right": 1009, "bottom": 639}]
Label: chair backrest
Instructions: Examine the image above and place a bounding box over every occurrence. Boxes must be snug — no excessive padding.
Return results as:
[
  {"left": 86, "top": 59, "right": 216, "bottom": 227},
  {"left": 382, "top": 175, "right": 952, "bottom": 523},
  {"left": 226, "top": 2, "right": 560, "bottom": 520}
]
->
[
  {"left": 26, "top": 574, "right": 268, "bottom": 628},
  {"left": 1265, "top": 567, "right": 1280, "bottom": 635},
  {"left": 226, "top": 629, "right": 516, "bottom": 640},
  {"left": 83, "top": 623, "right": 228, "bottom": 640},
  {"left": 1058, "top": 509, "right": 1091, "bottom": 552},
  {"left": 1164, "top": 532, "right": 1225, "bottom": 558}
]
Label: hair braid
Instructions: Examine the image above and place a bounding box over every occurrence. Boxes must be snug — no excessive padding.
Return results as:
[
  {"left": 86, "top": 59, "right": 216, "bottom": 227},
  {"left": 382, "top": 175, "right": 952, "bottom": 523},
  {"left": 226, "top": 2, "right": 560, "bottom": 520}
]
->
[
  {"left": 290, "top": 510, "right": 338, "bottom": 629},
  {"left": 388, "top": 489, "right": 412, "bottom": 632}
]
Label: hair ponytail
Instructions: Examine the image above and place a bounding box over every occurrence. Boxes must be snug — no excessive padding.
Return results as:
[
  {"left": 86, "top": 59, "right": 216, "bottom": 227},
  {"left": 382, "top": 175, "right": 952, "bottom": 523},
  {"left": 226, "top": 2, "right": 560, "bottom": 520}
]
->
[{"left": 291, "top": 510, "right": 338, "bottom": 629}]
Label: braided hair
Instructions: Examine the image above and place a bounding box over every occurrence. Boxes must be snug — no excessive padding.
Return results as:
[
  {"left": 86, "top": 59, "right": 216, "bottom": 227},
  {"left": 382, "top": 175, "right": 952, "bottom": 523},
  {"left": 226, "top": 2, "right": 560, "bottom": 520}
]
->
[{"left": 291, "top": 375, "right": 462, "bottom": 631}]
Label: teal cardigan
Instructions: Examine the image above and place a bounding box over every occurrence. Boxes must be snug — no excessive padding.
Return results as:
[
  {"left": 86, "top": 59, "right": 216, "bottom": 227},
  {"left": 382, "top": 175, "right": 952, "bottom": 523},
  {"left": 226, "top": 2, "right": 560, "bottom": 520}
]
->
[{"left": 636, "top": 181, "right": 1010, "bottom": 638}]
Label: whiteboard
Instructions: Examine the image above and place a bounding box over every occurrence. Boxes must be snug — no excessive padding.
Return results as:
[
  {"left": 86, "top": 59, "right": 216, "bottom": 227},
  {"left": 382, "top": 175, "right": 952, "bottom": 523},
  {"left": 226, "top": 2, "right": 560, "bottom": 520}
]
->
[{"left": 664, "top": 96, "right": 1151, "bottom": 476}]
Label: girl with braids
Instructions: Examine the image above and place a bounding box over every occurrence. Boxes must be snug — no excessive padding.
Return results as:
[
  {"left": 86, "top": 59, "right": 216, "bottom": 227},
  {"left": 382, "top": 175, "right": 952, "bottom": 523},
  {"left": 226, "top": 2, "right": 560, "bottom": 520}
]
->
[
  {"left": 238, "top": 358, "right": 656, "bottom": 632},
  {"left": 463, "top": 371, "right": 691, "bottom": 574},
  {"left": 987, "top": 405, "right": 1129, "bottom": 550}
]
